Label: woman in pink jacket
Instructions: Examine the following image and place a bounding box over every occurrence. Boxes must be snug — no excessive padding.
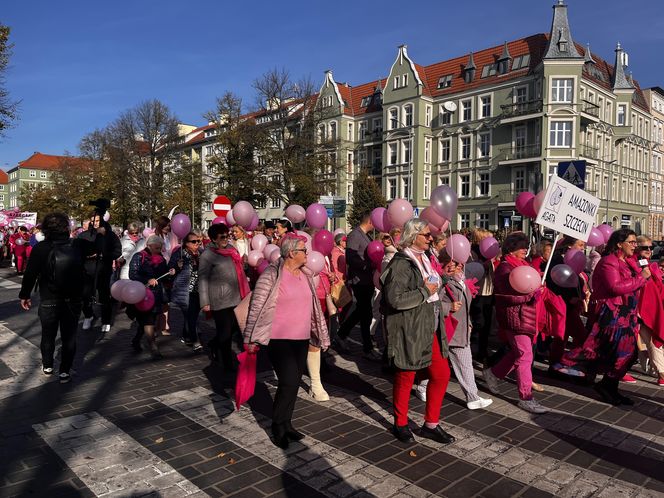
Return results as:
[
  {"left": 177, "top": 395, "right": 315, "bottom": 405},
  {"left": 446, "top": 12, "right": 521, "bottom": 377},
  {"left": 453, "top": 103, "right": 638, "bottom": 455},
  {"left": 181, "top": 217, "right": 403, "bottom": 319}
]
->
[
  {"left": 562, "top": 229, "right": 650, "bottom": 405},
  {"left": 244, "top": 233, "right": 330, "bottom": 449},
  {"left": 482, "top": 232, "right": 549, "bottom": 414}
]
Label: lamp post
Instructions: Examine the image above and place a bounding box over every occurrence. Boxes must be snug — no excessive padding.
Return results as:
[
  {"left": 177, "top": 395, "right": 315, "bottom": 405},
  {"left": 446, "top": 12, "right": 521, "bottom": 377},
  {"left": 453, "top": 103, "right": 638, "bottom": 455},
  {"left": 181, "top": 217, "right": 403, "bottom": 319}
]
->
[{"left": 603, "top": 159, "right": 617, "bottom": 224}]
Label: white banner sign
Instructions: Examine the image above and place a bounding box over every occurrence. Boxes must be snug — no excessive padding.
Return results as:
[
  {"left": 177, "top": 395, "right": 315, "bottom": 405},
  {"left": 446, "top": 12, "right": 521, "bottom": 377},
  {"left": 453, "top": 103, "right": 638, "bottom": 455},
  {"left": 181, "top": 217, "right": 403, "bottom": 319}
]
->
[
  {"left": 0, "top": 211, "right": 38, "bottom": 227},
  {"left": 535, "top": 175, "right": 600, "bottom": 242}
]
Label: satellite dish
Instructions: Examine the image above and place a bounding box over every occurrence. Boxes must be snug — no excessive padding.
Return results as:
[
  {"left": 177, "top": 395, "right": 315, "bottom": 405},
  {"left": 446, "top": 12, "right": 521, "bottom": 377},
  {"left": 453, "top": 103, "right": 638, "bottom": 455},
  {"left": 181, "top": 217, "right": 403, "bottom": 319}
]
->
[{"left": 443, "top": 101, "right": 457, "bottom": 112}]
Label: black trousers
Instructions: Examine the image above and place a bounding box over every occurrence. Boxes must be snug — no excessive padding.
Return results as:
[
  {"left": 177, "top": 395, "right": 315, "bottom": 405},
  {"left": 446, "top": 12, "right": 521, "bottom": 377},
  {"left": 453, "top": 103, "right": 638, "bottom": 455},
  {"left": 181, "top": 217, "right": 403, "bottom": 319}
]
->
[
  {"left": 210, "top": 307, "right": 238, "bottom": 367},
  {"left": 338, "top": 284, "right": 374, "bottom": 352},
  {"left": 470, "top": 295, "right": 494, "bottom": 362},
  {"left": 267, "top": 339, "right": 309, "bottom": 426},
  {"left": 82, "top": 268, "right": 113, "bottom": 324},
  {"left": 38, "top": 299, "right": 82, "bottom": 373},
  {"left": 178, "top": 292, "right": 201, "bottom": 344}
]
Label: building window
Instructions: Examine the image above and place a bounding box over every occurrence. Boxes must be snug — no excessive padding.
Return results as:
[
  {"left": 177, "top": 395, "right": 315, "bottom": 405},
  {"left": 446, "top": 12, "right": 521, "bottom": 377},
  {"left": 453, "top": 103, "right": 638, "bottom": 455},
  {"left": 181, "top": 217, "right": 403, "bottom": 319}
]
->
[
  {"left": 437, "top": 74, "right": 453, "bottom": 89},
  {"left": 511, "top": 54, "right": 530, "bottom": 71},
  {"left": 617, "top": 104, "right": 626, "bottom": 126},
  {"left": 359, "top": 121, "right": 367, "bottom": 140},
  {"left": 29, "top": 170, "right": 36, "bottom": 178},
  {"left": 460, "top": 136, "right": 471, "bottom": 160},
  {"left": 425, "top": 138, "right": 431, "bottom": 164},
  {"left": 460, "top": 213, "right": 470, "bottom": 228},
  {"left": 389, "top": 108, "right": 398, "bottom": 130},
  {"left": 477, "top": 172, "right": 490, "bottom": 196},
  {"left": 459, "top": 174, "right": 470, "bottom": 198},
  {"left": 424, "top": 175, "right": 431, "bottom": 199},
  {"left": 439, "top": 139, "right": 451, "bottom": 163},
  {"left": 461, "top": 99, "right": 472, "bottom": 122},
  {"left": 514, "top": 168, "right": 526, "bottom": 192},
  {"left": 40, "top": 171, "right": 47, "bottom": 179},
  {"left": 402, "top": 176, "right": 410, "bottom": 199},
  {"left": 425, "top": 105, "right": 432, "bottom": 127},
  {"left": 347, "top": 183, "right": 353, "bottom": 200},
  {"left": 329, "top": 122, "right": 337, "bottom": 141},
  {"left": 477, "top": 213, "right": 490, "bottom": 229},
  {"left": 373, "top": 118, "right": 382, "bottom": 131},
  {"left": 478, "top": 132, "right": 491, "bottom": 158},
  {"left": 348, "top": 122, "right": 354, "bottom": 141},
  {"left": 255, "top": 198, "right": 266, "bottom": 209},
  {"left": 440, "top": 107, "right": 452, "bottom": 125},
  {"left": 404, "top": 105, "right": 413, "bottom": 127},
  {"left": 480, "top": 96, "right": 491, "bottom": 118},
  {"left": 551, "top": 78, "right": 574, "bottom": 103},
  {"left": 358, "top": 150, "right": 367, "bottom": 166},
  {"left": 389, "top": 143, "right": 398, "bottom": 165},
  {"left": 550, "top": 121, "right": 573, "bottom": 147},
  {"left": 205, "top": 145, "right": 214, "bottom": 156},
  {"left": 438, "top": 175, "right": 450, "bottom": 186},
  {"left": 403, "top": 140, "right": 411, "bottom": 164},
  {"left": 388, "top": 178, "right": 397, "bottom": 200}
]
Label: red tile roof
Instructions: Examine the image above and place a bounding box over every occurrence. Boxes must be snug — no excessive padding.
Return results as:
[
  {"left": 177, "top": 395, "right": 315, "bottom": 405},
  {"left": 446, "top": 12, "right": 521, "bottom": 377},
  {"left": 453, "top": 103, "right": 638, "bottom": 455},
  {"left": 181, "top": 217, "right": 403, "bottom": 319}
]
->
[
  {"left": 0, "top": 169, "right": 8, "bottom": 184},
  {"left": 16, "top": 152, "right": 85, "bottom": 171},
  {"left": 185, "top": 131, "right": 206, "bottom": 145}
]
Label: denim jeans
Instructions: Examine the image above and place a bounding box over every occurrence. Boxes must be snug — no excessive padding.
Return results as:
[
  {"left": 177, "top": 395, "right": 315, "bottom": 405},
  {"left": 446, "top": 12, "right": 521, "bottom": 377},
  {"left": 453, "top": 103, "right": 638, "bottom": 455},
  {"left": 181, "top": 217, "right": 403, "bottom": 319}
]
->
[{"left": 38, "top": 299, "right": 82, "bottom": 373}]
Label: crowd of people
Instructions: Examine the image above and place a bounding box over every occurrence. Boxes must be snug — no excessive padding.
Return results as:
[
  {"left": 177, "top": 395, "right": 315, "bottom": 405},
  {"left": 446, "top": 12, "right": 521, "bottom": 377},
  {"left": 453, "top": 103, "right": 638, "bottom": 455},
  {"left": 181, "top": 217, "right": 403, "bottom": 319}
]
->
[{"left": 11, "top": 204, "right": 664, "bottom": 449}]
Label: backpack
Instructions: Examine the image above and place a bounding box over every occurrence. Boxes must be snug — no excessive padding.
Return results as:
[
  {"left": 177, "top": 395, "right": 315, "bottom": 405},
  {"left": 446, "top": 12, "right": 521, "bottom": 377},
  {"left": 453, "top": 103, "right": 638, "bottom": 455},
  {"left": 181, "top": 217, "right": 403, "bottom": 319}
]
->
[{"left": 48, "top": 239, "right": 84, "bottom": 296}]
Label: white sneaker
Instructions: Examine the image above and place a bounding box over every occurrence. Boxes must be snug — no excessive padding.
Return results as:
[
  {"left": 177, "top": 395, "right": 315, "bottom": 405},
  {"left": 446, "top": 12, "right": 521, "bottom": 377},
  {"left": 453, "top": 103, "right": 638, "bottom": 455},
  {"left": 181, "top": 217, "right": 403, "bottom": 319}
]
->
[
  {"left": 467, "top": 397, "right": 493, "bottom": 410},
  {"left": 101, "top": 324, "right": 111, "bottom": 333},
  {"left": 482, "top": 367, "right": 500, "bottom": 394},
  {"left": 413, "top": 384, "right": 427, "bottom": 402},
  {"left": 518, "top": 398, "right": 550, "bottom": 414},
  {"left": 82, "top": 317, "right": 93, "bottom": 330}
]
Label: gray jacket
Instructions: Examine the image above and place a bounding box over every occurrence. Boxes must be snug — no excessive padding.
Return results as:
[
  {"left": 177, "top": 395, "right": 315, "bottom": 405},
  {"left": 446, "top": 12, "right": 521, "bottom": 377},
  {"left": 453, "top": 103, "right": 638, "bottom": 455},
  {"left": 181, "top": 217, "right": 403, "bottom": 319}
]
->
[
  {"left": 440, "top": 277, "right": 472, "bottom": 348},
  {"left": 198, "top": 245, "right": 242, "bottom": 311},
  {"left": 345, "top": 226, "right": 372, "bottom": 286}
]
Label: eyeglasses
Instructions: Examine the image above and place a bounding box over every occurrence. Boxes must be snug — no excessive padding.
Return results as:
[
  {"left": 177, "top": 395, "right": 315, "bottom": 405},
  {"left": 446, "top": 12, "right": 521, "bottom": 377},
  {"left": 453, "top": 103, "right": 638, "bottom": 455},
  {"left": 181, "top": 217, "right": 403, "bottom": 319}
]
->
[
  {"left": 639, "top": 246, "right": 653, "bottom": 251},
  {"left": 186, "top": 239, "right": 202, "bottom": 244},
  {"left": 625, "top": 240, "right": 638, "bottom": 245},
  {"left": 418, "top": 232, "right": 433, "bottom": 239},
  {"left": 292, "top": 248, "right": 308, "bottom": 254}
]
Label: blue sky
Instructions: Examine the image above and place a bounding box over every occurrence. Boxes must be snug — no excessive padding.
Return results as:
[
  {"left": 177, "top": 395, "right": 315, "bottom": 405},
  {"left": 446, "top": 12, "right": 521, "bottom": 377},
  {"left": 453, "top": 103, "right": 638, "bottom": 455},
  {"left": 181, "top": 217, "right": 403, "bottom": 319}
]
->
[{"left": 2, "top": 0, "right": 663, "bottom": 170}]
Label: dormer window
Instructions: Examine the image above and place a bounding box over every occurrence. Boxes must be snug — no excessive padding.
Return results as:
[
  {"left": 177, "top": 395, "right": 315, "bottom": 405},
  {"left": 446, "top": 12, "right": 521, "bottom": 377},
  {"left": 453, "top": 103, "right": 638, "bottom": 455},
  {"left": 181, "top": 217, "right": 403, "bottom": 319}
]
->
[
  {"left": 557, "top": 29, "right": 568, "bottom": 53},
  {"left": 497, "top": 60, "right": 509, "bottom": 75},
  {"left": 360, "top": 96, "right": 371, "bottom": 108},
  {"left": 512, "top": 54, "right": 530, "bottom": 71},
  {"left": 437, "top": 75, "right": 453, "bottom": 89}
]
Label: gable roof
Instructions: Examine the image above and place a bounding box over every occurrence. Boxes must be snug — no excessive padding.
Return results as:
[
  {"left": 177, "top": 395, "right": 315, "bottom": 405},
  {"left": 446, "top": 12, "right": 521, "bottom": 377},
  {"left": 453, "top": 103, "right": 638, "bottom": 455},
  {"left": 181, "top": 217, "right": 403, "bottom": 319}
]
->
[
  {"left": 0, "top": 169, "right": 8, "bottom": 184},
  {"left": 17, "top": 152, "right": 78, "bottom": 171}
]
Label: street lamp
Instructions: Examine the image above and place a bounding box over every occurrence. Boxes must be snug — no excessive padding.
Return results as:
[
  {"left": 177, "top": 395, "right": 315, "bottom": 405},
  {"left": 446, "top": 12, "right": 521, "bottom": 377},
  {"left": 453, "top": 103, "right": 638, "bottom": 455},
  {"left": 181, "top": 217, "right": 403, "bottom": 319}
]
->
[{"left": 603, "top": 158, "right": 617, "bottom": 224}]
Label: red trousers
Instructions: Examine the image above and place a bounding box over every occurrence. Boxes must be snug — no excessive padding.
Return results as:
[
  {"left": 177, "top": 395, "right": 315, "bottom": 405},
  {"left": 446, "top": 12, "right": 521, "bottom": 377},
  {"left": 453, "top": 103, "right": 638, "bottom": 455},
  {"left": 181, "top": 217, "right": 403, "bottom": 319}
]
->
[{"left": 393, "top": 335, "right": 450, "bottom": 426}]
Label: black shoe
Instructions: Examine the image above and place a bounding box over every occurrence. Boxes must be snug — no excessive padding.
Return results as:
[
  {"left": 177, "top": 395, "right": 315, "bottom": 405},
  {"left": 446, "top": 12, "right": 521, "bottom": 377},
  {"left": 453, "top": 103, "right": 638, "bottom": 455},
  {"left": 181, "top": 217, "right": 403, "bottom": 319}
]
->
[
  {"left": 420, "top": 424, "right": 456, "bottom": 444},
  {"left": 392, "top": 424, "right": 415, "bottom": 443},
  {"left": 285, "top": 423, "right": 305, "bottom": 441},
  {"left": 271, "top": 424, "right": 290, "bottom": 449},
  {"left": 594, "top": 382, "right": 621, "bottom": 405},
  {"left": 615, "top": 391, "right": 634, "bottom": 406},
  {"left": 131, "top": 339, "right": 142, "bottom": 352}
]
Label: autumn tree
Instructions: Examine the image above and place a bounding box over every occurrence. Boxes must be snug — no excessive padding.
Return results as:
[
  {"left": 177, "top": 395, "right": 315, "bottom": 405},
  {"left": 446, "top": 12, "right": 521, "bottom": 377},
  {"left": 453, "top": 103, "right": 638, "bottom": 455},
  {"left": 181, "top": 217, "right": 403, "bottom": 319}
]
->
[
  {"left": 0, "top": 24, "right": 19, "bottom": 137},
  {"left": 348, "top": 169, "right": 385, "bottom": 228}
]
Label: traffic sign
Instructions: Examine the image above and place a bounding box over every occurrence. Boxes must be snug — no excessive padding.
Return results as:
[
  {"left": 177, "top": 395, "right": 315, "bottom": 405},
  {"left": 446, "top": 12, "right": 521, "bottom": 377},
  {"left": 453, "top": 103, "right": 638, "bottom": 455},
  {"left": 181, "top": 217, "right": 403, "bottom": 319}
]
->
[
  {"left": 212, "top": 195, "right": 232, "bottom": 217},
  {"left": 557, "top": 161, "right": 586, "bottom": 190}
]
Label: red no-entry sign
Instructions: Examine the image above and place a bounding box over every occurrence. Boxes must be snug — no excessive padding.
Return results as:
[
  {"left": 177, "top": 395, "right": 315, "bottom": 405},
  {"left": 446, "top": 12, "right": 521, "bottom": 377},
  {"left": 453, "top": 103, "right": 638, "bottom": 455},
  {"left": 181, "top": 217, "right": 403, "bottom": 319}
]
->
[{"left": 212, "top": 195, "right": 232, "bottom": 217}]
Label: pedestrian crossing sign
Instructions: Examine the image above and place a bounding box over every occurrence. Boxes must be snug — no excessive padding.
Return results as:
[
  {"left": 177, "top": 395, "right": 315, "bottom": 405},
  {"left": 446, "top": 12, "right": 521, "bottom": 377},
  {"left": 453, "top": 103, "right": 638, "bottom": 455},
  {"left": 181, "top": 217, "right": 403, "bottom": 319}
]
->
[{"left": 556, "top": 160, "right": 586, "bottom": 190}]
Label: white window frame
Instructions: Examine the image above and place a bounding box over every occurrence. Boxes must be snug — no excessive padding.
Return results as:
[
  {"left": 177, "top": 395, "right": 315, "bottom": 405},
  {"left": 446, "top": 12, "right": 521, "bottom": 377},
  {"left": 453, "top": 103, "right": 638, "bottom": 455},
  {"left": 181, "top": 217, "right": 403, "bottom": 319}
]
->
[
  {"left": 389, "top": 108, "right": 399, "bottom": 130},
  {"left": 402, "top": 176, "right": 410, "bottom": 199},
  {"left": 40, "top": 171, "right": 47, "bottom": 179},
  {"left": 478, "top": 132, "right": 491, "bottom": 158},
  {"left": 479, "top": 94, "right": 492, "bottom": 118},
  {"left": 402, "top": 139, "right": 412, "bottom": 164},
  {"left": 424, "top": 137, "right": 432, "bottom": 164},
  {"left": 460, "top": 135, "right": 472, "bottom": 160},
  {"left": 461, "top": 99, "right": 472, "bottom": 122},
  {"left": 617, "top": 104, "right": 627, "bottom": 126},
  {"left": 388, "top": 143, "right": 398, "bottom": 165},
  {"left": 424, "top": 175, "right": 431, "bottom": 199},
  {"left": 551, "top": 78, "right": 574, "bottom": 103},
  {"left": 403, "top": 104, "right": 413, "bottom": 127},
  {"left": 514, "top": 167, "right": 526, "bottom": 192},
  {"left": 459, "top": 213, "right": 471, "bottom": 229},
  {"left": 477, "top": 213, "right": 490, "bottom": 229},
  {"left": 459, "top": 173, "right": 471, "bottom": 198},
  {"left": 29, "top": 170, "right": 36, "bottom": 178},
  {"left": 439, "top": 138, "right": 451, "bottom": 163},
  {"left": 388, "top": 178, "right": 397, "bottom": 200},
  {"left": 549, "top": 120, "right": 573, "bottom": 148},
  {"left": 425, "top": 105, "right": 432, "bottom": 127},
  {"left": 347, "top": 122, "right": 354, "bottom": 141},
  {"left": 477, "top": 171, "right": 490, "bottom": 197},
  {"left": 438, "top": 175, "right": 450, "bottom": 186}
]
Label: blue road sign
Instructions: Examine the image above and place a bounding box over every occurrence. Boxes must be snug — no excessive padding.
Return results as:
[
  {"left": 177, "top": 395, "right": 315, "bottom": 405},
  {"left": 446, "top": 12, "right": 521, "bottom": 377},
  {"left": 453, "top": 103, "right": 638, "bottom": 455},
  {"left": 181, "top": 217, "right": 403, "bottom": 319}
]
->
[{"left": 557, "top": 160, "right": 586, "bottom": 190}]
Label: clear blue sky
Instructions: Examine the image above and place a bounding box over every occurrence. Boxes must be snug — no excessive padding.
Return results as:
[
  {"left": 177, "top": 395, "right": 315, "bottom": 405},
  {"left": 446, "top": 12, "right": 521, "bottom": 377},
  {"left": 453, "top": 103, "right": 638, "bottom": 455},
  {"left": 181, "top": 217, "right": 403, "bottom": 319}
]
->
[{"left": 2, "top": 0, "right": 663, "bottom": 170}]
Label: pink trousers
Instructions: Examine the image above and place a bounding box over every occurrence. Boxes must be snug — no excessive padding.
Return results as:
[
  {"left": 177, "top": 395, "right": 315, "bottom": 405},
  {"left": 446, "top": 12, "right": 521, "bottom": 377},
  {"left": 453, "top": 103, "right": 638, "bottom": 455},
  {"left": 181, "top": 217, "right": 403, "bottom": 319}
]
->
[{"left": 491, "top": 331, "right": 533, "bottom": 400}]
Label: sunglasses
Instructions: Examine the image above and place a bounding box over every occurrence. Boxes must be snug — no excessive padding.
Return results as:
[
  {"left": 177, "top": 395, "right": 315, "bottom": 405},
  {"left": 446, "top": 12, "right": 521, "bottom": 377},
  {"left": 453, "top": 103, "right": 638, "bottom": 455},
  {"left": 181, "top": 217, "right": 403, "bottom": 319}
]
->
[
  {"left": 419, "top": 232, "right": 433, "bottom": 239},
  {"left": 187, "top": 239, "right": 202, "bottom": 244},
  {"left": 625, "top": 240, "right": 638, "bottom": 245},
  {"left": 639, "top": 246, "right": 653, "bottom": 251}
]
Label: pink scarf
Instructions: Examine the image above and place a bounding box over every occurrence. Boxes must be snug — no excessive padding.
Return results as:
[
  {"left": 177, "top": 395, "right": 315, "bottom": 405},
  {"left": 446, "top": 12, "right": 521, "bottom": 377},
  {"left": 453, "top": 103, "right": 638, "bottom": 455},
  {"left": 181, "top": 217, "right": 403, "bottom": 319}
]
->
[{"left": 211, "top": 245, "right": 250, "bottom": 299}]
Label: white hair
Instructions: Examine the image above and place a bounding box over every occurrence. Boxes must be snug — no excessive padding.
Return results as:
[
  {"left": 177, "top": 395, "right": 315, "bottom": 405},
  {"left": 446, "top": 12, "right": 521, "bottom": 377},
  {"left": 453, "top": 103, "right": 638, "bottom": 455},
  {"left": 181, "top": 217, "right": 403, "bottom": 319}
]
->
[{"left": 399, "top": 218, "right": 428, "bottom": 249}]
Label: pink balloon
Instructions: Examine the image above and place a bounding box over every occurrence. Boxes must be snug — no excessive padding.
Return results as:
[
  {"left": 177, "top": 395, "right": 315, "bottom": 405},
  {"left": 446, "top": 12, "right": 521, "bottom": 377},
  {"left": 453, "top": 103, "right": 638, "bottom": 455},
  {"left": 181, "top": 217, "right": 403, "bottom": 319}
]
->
[
  {"left": 232, "top": 201, "right": 255, "bottom": 228},
  {"left": 333, "top": 228, "right": 346, "bottom": 237},
  {"left": 564, "top": 249, "right": 587, "bottom": 275},
  {"left": 382, "top": 210, "right": 393, "bottom": 232},
  {"left": 428, "top": 224, "right": 441, "bottom": 236},
  {"left": 587, "top": 227, "right": 604, "bottom": 247},
  {"left": 269, "top": 249, "right": 281, "bottom": 263},
  {"left": 246, "top": 212, "right": 259, "bottom": 231},
  {"left": 296, "top": 231, "right": 313, "bottom": 251},
  {"left": 367, "top": 240, "right": 385, "bottom": 267},
  {"left": 285, "top": 204, "right": 306, "bottom": 224},
  {"left": 371, "top": 207, "right": 387, "bottom": 232},
  {"left": 305, "top": 250, "right": 325, "bottom": 274},
  {"left": 515, "top": 192, "right": 536, "bottom": 218},
  {"left": 121, "top": 281, "right": 147, "bottom": 304},
  {"left": 479, "top": 236, "right": 501, "bottom": 260},
  {"left": 257, "top": 259, "right": 269, "bottom": 274},
  {"left": 263, "top": 244, "right": 279, "bottom": 259},
  {"left": 387, "top": 199, "right": 413, "bottom": 228},
  {"left": 551, "top": 264, "right": 579, "bottom": 289},
  {"left": 225, "top": 210, "right": 236, "bottom": 226},
  {"left": 212, "top": 216, "right": 226, "bottom": 225},
  {"left": 251, "top": 234, "right": 268, "bottom": 251},
  {"left": 509, "top": 265, "right": 541, "bottom": 294},
  {"left": 598, "top": 224, "right": 614, "bottom": 243},
  {"left": 172, "top": 214, "right": 192, "bottom": 239},
  {"left": 111, "top": 280, "right": 129, "bottom": 301},
  {"left": 305, "top": 203, "right": 328, "bottom": 229},
  {"left": 142, "top": 228, "right": 154, "bottom": 239},
  {"left": 440, "top": 220, "right": 450, "bottom": 233},
  {"left": 247, "top": 250, "right": 264, "bottom": 267},
  {"left": 445, "top": 234, "right": 471, "bottom": 264},
  {"left": 430, "top": 185, "right": 458, "bottom": 220},
  {"left": 103, "top": 212, "right": 111, "bottom": 222},
  {"left": 420, "top": 207, "right": 447, "bottom": 229},
  {"left": 522, "top": 197, "right": 537, "bottom": 219},
  {"left": 135, "top": 288, "right": 156, "bottom": 312},
  {"left": 313, "top": 229, "right": 334, "bottom": 256},
  {"left": 15, "top": 237, "right": 25, "bottom": 246},
  {"left": 533, "top": 190, "right": 546, "bottom": 216}
]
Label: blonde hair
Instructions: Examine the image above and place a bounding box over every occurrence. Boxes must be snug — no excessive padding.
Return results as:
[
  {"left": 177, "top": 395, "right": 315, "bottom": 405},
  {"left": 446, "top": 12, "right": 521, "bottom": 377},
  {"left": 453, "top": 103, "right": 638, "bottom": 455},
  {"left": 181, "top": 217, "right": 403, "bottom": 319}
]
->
[{"left": 471, "top": 228, "right": 492, "bottom": 245}]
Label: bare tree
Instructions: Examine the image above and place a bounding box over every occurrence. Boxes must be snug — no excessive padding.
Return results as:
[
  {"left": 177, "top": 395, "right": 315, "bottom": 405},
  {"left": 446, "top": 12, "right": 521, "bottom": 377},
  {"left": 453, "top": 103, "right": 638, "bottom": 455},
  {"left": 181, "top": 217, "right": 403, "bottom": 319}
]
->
[{"left": 0, "top": 24, "right": 19, "bottom": 137}]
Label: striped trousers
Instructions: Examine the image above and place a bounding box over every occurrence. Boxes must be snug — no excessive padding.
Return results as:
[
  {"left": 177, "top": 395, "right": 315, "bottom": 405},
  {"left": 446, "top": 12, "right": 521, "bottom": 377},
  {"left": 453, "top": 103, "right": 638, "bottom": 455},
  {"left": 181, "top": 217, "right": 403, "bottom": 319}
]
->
[{"left": 448, "top": 345, "right": 481, "bottom": 402}]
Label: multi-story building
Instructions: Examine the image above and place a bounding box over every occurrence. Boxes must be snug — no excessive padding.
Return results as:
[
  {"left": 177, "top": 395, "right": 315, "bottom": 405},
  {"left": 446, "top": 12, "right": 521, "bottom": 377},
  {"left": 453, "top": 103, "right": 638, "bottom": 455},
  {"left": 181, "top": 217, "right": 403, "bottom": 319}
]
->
[
  {"left": 644, "top": 87, "right": 664, "bottom": 239},
  {"left": 6, "top": 152, "right": 64, "bottom": 209},
  {"left": 0, "top": 170, "right": 8, "bottom": 210}
]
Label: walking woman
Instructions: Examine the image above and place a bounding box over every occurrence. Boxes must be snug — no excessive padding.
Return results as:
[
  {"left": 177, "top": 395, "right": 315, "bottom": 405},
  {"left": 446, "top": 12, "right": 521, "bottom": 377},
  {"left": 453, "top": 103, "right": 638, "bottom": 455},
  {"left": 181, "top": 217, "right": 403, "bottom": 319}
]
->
[
  {"left": 128, "top": 235, "right": 175, "bottom": 358},
  {"left": 561, "top": 229, "right": 649, "bottom": 405},
  {"left": 381, "top": 219, "right": 454, "bottom": 444},
  {"left": 244, "top": 233, "right": 330, "bottom": 449},
  {"left": 169, "top": 232, "right": 203, "bottom": 351},
  {"left": 118, "top": 222, "right": 143, "bottom": 281},
  {"left": 199, "top": 223, "right": 250, "bottom": 370},
  {"left": 469, "top": 228, "right": 496, "bottom": 364},
  {"left": 483, "top": 232, "right": 549, "bottom": 414}
]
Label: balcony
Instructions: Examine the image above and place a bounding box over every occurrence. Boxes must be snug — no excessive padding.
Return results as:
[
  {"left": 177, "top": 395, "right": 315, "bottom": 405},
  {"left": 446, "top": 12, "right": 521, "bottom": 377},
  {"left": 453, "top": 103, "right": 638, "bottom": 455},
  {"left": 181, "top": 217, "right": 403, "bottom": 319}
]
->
[
  {"left": 579, "top": 144, "right": 599, "bottom": 160},
  {"left": 580, "top": 100, "right": 600, "bottom": 124},
  {"left": 495, "top": 188, "right": 528, "bottom": 204},
  {"left": 497, "top": 143, "right": 542, "bottom": 164},
  {"left": 500, "top": 99, "right": 543, "bottom": 124},
  {"left": 360, "top": 129, "right": 383, "bottom": 146}
]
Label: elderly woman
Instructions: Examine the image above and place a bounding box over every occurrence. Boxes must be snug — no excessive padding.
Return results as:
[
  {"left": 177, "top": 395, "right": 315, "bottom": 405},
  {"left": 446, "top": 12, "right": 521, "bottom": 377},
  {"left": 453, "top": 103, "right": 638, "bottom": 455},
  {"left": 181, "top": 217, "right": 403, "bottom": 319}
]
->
[
  {"left": 169, "top": 231, "right": 204, "bottom": 351},
  {"left": 381, "top": 219, "right": 454, "bottom": 445},
  {"left": 128, "top": 235, "right": 175, "bottom": 358},
  {"left": 118, "top": 222, "right": 143, "bottom": 280},
  {"left": 199, "top": 223, "right": 250, "bottom": 370},
  {"left": 562, "top": 229, "right": 650, "bottom": 404},
  {"left": 244, "top": 233, "right": 330, "bottom": 449},
  {"left": 483, "top": 232, "right": 549, "bottom": 414}
]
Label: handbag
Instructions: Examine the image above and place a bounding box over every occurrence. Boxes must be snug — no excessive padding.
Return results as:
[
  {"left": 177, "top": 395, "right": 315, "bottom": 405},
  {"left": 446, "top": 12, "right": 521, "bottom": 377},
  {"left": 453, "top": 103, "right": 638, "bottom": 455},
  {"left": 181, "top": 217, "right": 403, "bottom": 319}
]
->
[
  {"left": 330, "top": 282, "right": 352, "bottom": 308},
  {"left": 325, "top": 294, "right": 338, "bottom": 317},
  {"left": 234, "top": 292, "right": 252, "bottom": 332}
]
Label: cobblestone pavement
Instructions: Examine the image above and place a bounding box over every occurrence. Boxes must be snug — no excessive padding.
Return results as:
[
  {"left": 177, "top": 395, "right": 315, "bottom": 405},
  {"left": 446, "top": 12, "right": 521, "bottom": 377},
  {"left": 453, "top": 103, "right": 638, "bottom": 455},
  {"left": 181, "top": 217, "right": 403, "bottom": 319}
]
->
[{"left": 1, "top": 264, "right": 663, "bottom": 498}]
